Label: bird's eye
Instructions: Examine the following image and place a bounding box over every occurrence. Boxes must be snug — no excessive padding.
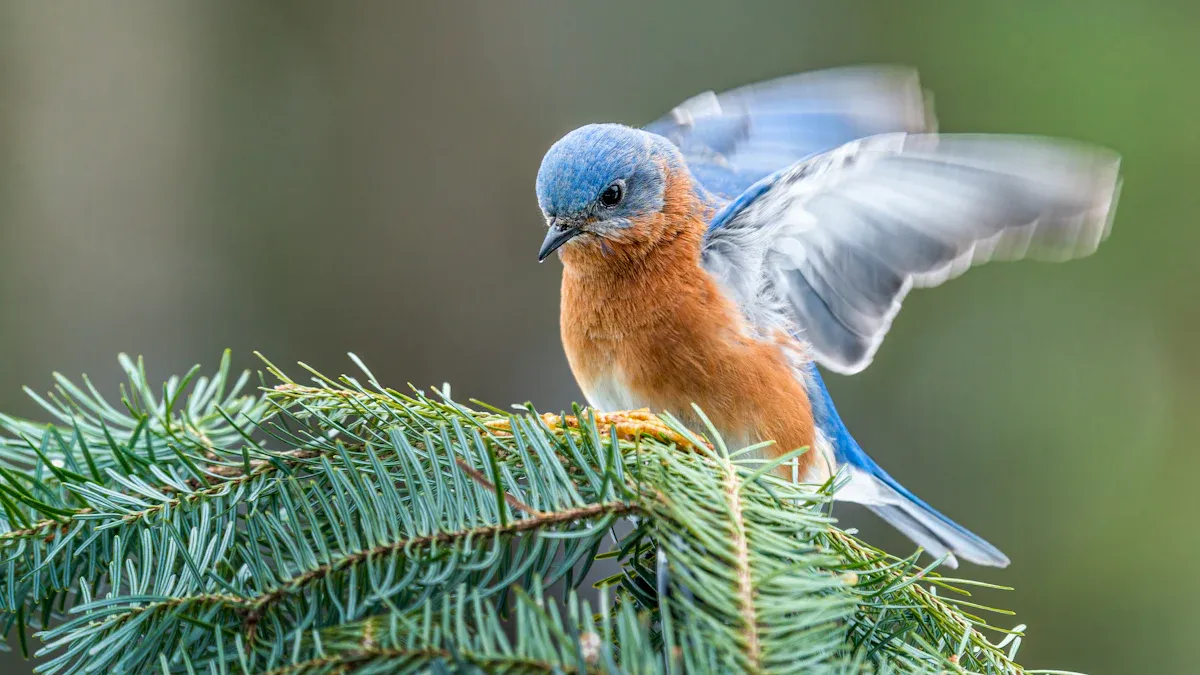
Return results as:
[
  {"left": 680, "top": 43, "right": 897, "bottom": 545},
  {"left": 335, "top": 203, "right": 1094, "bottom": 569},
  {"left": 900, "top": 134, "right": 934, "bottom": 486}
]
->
[{"left": 599, "top": 181, "right": 624, "bottom": 208}]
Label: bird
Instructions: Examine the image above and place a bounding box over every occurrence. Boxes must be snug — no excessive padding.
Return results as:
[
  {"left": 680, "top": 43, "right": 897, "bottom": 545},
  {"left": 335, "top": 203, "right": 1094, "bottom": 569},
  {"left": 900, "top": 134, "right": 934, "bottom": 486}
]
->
[{"left": 533, "top": 66, "right": 1120, "bottom": 568}]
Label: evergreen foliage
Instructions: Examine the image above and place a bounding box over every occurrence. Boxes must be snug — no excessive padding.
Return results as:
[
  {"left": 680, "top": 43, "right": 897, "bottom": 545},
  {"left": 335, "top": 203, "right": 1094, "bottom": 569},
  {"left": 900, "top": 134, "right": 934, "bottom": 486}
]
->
[{"left": 0, "top": 352, "right": 1063, "bottom": 674}]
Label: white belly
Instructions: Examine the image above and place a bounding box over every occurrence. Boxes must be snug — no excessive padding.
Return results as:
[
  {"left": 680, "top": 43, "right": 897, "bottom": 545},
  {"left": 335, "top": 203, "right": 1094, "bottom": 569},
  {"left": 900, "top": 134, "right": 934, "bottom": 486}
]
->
[{"left": 580, "top": 370, "right": 645, "bottom": 411}]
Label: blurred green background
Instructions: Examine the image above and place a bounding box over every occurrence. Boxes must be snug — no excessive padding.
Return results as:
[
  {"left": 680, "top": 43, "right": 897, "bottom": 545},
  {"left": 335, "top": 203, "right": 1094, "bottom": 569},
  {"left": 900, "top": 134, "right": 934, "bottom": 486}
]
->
[{"left": 1, "top": 2, "right": 1195, "bottom": 672}]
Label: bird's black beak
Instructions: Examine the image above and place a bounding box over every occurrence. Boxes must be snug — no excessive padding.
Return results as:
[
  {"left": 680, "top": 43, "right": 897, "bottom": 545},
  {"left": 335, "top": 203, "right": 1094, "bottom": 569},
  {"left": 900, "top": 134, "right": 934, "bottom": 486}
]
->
[{"left": 537, "top": 220, "right": 582, "bottom": 262}]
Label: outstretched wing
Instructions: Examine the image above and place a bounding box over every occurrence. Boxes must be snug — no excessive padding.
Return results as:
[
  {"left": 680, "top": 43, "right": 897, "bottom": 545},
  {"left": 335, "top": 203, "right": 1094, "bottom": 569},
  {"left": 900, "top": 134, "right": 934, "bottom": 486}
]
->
[
  {"left": 701, "top": 133, "right": 1121, "bottom": 374},
  {"left": 644, "top": 66, "right": 932, "bottom": 199}
]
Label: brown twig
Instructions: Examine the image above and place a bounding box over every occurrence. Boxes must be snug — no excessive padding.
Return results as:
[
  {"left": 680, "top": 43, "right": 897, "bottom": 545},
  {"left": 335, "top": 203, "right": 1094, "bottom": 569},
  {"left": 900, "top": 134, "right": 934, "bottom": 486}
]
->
[
  {"left": 242, "top": 500, "right": 637, "bottom": 639},
  {"left": 453, "top": 457, "right": 542, "bottom": 516}
]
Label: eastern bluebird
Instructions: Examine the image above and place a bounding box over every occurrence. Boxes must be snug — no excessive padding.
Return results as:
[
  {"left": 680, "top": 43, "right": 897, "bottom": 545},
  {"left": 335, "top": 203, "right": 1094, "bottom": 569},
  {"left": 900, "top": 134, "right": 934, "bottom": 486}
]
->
[{"left": 534, "top": 66, "right": 1120, "bottom": 567}]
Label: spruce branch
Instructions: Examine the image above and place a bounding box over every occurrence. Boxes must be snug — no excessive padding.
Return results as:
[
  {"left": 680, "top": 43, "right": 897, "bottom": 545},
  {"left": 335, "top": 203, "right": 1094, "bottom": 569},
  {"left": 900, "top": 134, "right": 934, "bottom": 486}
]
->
[{"left": 0, "top": 353, "right": 1073, "bottom": 674}]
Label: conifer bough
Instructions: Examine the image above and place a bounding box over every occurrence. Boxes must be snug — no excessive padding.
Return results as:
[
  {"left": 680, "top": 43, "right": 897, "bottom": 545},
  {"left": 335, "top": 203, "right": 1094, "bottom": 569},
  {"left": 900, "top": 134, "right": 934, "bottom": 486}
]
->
[{"left": 0, "top": 352, "right": 1072, "bottom": 674}]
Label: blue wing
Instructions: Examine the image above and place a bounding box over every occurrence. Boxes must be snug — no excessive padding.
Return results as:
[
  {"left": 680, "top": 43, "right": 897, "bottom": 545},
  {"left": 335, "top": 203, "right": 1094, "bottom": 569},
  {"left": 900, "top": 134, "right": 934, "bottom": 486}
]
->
[
  {"left": 652, "top": 67, "right": 1119, "bottom": 567},
  {"left": 644, "top": 66, "right": 932, "bottom": 199},
  {"left": 701, "top": 133, "right": 1121, "bottom": 374}
]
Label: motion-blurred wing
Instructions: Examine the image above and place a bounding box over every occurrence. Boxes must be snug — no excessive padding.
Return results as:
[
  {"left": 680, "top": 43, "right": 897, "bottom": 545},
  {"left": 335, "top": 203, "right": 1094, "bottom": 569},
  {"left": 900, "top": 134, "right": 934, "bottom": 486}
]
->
[
  {"left": 644, "top": 66, "right": 933, "bottom": 198},
  {"left": 701, "top": 133, "right": 1121, "bottom": 374}
]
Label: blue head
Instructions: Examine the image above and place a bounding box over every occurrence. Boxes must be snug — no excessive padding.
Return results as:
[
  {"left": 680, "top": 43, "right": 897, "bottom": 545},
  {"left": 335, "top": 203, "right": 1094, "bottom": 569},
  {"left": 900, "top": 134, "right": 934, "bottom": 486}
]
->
[{"left": 535, "top": 124, "right": 685, "bottom": 262}]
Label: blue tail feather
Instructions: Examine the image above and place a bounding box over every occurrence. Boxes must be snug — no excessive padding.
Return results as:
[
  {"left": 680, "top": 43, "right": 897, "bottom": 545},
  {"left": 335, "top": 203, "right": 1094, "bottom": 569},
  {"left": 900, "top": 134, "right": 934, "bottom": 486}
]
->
[{"left": 803, "top": 364, "right": 1009, "bottom": 568}]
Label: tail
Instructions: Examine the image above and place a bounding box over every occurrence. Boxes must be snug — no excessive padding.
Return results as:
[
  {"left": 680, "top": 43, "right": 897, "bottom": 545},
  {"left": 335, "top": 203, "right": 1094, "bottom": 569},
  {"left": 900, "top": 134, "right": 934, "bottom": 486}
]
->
[
  {"left": 803, "top": 364, "right": 1008, "bottom": 568},
  {"left": 840, "top": 462, "right": 1010, "bottom": 569}
]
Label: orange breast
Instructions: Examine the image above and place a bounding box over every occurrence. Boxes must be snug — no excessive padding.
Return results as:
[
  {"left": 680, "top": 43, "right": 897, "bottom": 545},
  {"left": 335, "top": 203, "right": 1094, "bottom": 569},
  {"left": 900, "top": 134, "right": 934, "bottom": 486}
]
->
[{"left": 556, "top": 171, "right": 816, "bottom": 473}]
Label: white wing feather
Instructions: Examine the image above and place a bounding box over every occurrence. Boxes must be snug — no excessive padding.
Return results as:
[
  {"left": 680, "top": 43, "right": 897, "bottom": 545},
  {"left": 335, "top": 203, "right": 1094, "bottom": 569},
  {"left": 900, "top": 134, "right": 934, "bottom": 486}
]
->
[{"left": 702, "top": 133, "right": 1121, "bottom": 374}]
